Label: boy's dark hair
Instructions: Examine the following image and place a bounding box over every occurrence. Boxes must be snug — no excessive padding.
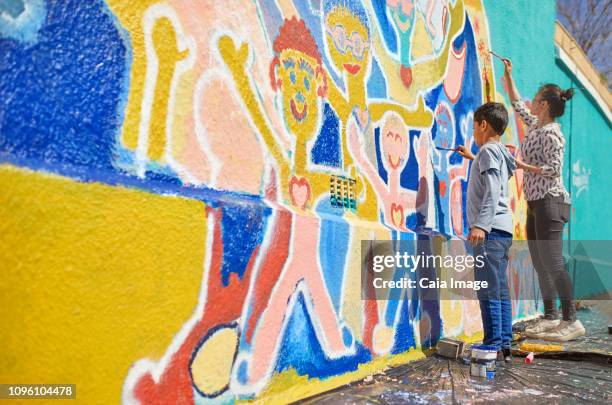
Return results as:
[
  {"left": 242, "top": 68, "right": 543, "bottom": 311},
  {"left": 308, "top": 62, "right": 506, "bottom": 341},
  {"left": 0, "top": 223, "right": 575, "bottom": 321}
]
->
[
  {"left": 539, "top": 83, "right": 574, "bottom": 118},
  {"left": 474, "top": 102, "right": 508, "bottom": 135}
]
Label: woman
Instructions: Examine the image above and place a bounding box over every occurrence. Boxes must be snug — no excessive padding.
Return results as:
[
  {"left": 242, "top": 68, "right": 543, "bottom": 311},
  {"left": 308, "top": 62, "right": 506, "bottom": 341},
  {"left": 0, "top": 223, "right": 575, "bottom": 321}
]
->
[{"left": 502, "top": 58, "right": 584, "bottom": 341}]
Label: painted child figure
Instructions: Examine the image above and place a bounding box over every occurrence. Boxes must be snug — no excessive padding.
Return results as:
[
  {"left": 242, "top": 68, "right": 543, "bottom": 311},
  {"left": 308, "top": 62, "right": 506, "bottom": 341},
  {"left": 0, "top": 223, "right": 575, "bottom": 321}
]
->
[{"left": 456, "top": 102, "right": 516, "bottom": 363}]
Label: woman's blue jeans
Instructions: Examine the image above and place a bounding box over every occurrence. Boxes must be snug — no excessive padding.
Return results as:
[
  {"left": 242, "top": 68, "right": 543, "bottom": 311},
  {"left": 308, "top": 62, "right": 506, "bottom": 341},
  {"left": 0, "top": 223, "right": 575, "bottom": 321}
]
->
[{"left": 473, "top": 229, "right": 513, "bottom": 350}]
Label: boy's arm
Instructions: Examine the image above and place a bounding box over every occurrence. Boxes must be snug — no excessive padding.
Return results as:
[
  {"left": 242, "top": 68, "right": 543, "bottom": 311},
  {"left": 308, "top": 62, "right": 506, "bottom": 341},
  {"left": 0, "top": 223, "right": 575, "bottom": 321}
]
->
[
  {"left": 470, "top": 168, "right": 502, "bottom": 234},
  {"left": 468, "top": 148, "right": 503, "bottom": 244}
]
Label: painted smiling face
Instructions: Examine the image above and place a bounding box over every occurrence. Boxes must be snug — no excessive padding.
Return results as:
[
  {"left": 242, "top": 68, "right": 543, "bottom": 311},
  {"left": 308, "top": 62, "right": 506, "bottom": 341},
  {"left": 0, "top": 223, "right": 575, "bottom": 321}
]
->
[
  {"left": 381, "top": 113, "right": 409, "bottom": 171},
  {"left": 434, "top": 103, "right": 454, "bottom": 149},
  {"left": 271, "top": 18, "right": 326, "bottom": 138},
  {"left": 387, "top": 0, "right": 416, "bottom": 34},
  {"left": 325, "top": 7, "right": 370, "bottom": 78},
  {"left": 277, "top": 49, "right": 321, "bottom": 136}
]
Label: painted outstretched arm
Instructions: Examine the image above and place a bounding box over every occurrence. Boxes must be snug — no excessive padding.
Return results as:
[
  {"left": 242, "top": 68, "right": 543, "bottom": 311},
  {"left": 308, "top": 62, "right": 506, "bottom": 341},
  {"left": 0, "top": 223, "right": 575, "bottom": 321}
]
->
[
  {"left": 217, "top": 35, "right": 290, "bottom": 178},
  {"left": 369, "top": 96, "right": 433, "bottom": 129},
  {"left": 346, "top": 117, "right": 387, "bottom": 200},
  {"left": 410, "top": 130, "right": 433, "bottom": 210},
  {"left": 365, "top": 0, "right": 464, "bottom": 105},
  {"left": 325, "top": 71, "right": 350, "bottom": 120},
  {"left": 306, "top": 171, "right": 334, "bottom": 203},
  {"left": 397, "top": 189, "right": 418, "bottom": 211}
]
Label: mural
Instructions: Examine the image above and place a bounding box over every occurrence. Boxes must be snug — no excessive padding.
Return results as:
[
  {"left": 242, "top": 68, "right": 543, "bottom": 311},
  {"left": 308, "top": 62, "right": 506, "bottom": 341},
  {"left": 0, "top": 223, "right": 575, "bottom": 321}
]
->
[{"left": 0, "top": 0, "right": 545, "bottom": 404}]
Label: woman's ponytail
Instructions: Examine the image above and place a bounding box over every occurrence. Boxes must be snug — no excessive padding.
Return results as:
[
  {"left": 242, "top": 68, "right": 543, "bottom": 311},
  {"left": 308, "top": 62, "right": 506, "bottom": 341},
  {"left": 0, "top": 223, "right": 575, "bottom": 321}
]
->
[
  {"left": 560, "top": 88, "right": 574, "bottom": 101},
  {"left": 539, "top": 84, "right": 574, "bottom": 118}
]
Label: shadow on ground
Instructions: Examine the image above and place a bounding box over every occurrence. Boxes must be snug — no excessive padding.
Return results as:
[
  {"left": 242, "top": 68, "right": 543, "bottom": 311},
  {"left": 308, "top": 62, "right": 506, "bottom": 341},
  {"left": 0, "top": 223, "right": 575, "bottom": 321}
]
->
[{"left": 297, "top": 303, "right": 611, "bottom": 404}]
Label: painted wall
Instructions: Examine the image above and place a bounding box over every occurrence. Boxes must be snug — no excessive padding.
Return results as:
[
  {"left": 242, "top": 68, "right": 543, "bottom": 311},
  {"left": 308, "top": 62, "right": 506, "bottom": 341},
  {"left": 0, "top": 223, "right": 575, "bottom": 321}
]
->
[
  {"left": 0, "top": 0, "right": 606, "bottom": 404},
  {"left": 484, "top": 1, "right": 612, "bottom": 297}
]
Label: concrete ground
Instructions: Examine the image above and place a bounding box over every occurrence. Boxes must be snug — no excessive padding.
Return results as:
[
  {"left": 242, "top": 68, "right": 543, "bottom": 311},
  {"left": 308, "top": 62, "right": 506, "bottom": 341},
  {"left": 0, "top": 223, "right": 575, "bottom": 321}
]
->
[{"left": 298, "top": 303, "right": 611, "bottom": 404}]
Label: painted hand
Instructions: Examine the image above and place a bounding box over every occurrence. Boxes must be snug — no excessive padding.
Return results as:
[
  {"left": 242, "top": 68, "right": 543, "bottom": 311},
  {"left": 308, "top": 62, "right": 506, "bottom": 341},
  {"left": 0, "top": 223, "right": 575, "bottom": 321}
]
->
[{"left": 218, "top": 35, "right": 249, "bottom": 72}]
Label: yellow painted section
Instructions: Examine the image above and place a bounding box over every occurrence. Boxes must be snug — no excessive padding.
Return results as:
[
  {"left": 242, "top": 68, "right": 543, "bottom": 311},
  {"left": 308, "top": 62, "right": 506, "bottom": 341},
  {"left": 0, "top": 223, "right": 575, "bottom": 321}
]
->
[
  {"left": 105, "top": 0, "right": 158, "bottom": 151},
  {"left": 0, "top": 165, "right": 207, "bottom": 405},
  {"left": 191, "top": 326, "right": 239, "bottom": 396},
  {"left": 148, "top": 16, "right": 190, "bottom": 160},
  {"left": 248, "top": 349, "right": 426, "bottom": 405},
  {"left": 411, "top": 14, "right": 434, "bottom": 60},
  {"left": 370, "top": 0, "right": 466, "bottom": 106}
]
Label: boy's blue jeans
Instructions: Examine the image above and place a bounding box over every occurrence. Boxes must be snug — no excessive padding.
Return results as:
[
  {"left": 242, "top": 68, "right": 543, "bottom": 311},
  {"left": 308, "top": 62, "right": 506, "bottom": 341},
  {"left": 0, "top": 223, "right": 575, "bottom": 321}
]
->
[{"left": 473, "top": 228, "right": 513, "bottom": 351}]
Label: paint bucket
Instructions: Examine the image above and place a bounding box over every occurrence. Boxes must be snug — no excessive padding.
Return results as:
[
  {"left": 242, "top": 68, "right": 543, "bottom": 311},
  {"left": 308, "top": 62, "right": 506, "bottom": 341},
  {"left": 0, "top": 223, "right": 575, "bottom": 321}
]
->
[{"left": 470, "top": 345, "right": 497, "bottom": 379}]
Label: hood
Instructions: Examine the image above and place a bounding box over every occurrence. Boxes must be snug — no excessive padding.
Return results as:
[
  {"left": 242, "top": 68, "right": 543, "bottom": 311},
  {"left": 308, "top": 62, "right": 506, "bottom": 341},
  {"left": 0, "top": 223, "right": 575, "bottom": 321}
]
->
[{"left": 499, "top": 143, "right": 517, "bottom": 178}]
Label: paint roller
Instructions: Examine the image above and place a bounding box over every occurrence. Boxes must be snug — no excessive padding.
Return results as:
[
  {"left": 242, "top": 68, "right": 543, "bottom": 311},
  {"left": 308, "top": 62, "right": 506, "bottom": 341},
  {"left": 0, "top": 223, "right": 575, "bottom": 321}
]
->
[{"left": 519, "top": 343, "right": 565, "bottom": 353}]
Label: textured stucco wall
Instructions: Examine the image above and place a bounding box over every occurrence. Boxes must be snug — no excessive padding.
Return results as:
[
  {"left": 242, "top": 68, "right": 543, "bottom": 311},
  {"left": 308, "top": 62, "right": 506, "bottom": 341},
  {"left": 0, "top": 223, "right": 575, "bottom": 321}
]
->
[
  {"left": 1, "top": 1, "right": 607, "bottom": 404},
  {"left": 485, "top": 0, "right": 612, "bottom": 297}
]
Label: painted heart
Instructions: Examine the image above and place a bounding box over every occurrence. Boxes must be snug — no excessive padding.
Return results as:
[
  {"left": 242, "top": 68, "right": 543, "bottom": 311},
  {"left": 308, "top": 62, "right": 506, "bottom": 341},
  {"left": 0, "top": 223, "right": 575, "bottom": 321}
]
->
[
  {"left": 400, "top": 64, "right": 413, "bottom": 89},
  {"left": 390, "top": 203, "right": 404, "bottom": 228},
  {"left": 289, "top": 176, "right": 311, "bottom": 209},
  {"left": 354, "top": 107, "right": 370, "bottom": 131},
  {"left": 439, "top": 180, "right": 447, "bottom": 197}
]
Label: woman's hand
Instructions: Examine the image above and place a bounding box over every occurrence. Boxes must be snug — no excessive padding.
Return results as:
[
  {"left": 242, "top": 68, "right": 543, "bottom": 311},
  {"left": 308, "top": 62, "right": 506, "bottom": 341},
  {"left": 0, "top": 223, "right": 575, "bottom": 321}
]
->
[
  {"left": 515, "top": 158, "right": 542, "bottom": 174},
  {"left": 502, "top": 58, "right": 512, "bottom": 76},
  {"left": 501, "top": 57, "right": 520, "bottom": 103},
  {"left": 456, "top": 145, "right": 475, "bottom": 161}
]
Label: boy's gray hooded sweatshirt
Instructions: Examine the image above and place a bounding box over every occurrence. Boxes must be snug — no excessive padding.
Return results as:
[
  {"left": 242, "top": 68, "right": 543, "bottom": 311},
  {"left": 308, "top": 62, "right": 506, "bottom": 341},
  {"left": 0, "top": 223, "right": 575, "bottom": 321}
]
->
[{"left": 467, "top": 141, "right": 516, "bottom": 235}]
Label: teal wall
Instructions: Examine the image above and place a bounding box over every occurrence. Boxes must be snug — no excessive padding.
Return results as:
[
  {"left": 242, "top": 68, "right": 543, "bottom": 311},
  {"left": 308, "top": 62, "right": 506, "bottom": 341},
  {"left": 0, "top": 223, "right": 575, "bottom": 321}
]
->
[{"left": 485, "top": 0, "right": 612, "bottom": 298}]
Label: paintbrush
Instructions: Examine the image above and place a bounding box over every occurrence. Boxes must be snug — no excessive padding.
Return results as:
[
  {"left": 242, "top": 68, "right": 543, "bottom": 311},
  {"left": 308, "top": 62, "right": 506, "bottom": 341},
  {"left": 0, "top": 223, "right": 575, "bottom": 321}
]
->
[
  {"left": 435, "top": 146, "right": 457, "bottom": 151},
  {"left": 489, "top": 50, "right": 506, "bottom": 62}
]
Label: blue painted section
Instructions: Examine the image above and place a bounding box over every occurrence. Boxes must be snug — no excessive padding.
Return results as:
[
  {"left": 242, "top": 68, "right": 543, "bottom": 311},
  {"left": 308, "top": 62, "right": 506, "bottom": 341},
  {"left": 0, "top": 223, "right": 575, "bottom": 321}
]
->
[
  {"left": 311, "top": 103, "right": 342, "bottom": 168},
  {"left": 449, "top": 15, "right": 481, "bottom": 166},
  {"left": 220, "top": 204, "right": 268, "bottom": 286},
  {"left": 374, "top": 127, "right": 388, "bottom": 185},
  {"left": 424, "top": 84, "right": 444, "bottom": 110},
  {"left": 399, "top": 130, "right": 423, "bottom": 190},
  {"left": 316, "top": 199, "right": 350, "bottom": 312},
  {"left": 371, "top": 0, "right": 397, "bottom": 54},
  {"left": 391, "top": 295, "right": 416, "bottom": 354},
  {"left": 384, "top": 237, "right": 415, "bottom": 326},
  {"left": 0, "top": 0, "right": 127, "bottom": 173},
  {"left": 0, "top": 0, "right": 45, "bottom": 43},
  {"left": 367, "top": 57, "right": 387, "bottom": 99},
  {"left": 0, "top": 0, "right": 272, "bottom": 212},
  {"left": 275, "top": 293, "right": 372, "bottom": 378},
  {"left": 419, "top": 15, "right": 482, "bottom": 237}
]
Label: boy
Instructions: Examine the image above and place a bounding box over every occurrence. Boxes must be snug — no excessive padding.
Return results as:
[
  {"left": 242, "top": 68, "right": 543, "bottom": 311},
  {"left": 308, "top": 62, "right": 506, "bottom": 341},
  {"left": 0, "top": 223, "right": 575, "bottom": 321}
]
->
[{"left": 457, "top": 102, "right": 516, "bottom": 363}]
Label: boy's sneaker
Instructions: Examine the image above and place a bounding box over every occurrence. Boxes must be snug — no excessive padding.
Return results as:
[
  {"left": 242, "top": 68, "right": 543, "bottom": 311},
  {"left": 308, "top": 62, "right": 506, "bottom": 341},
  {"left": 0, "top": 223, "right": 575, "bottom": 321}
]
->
[
  {"left": 502, "top": 348, "right": 512, "bottom": 363},
  {"left": 525, "top": 319, "right": 560, "bottom": 337},
  {"left": 537, "top": 320, "right": 585, "bottom": 342},
  {"left": 496, "top": 348, "right": 512, "bottom": 364}
]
